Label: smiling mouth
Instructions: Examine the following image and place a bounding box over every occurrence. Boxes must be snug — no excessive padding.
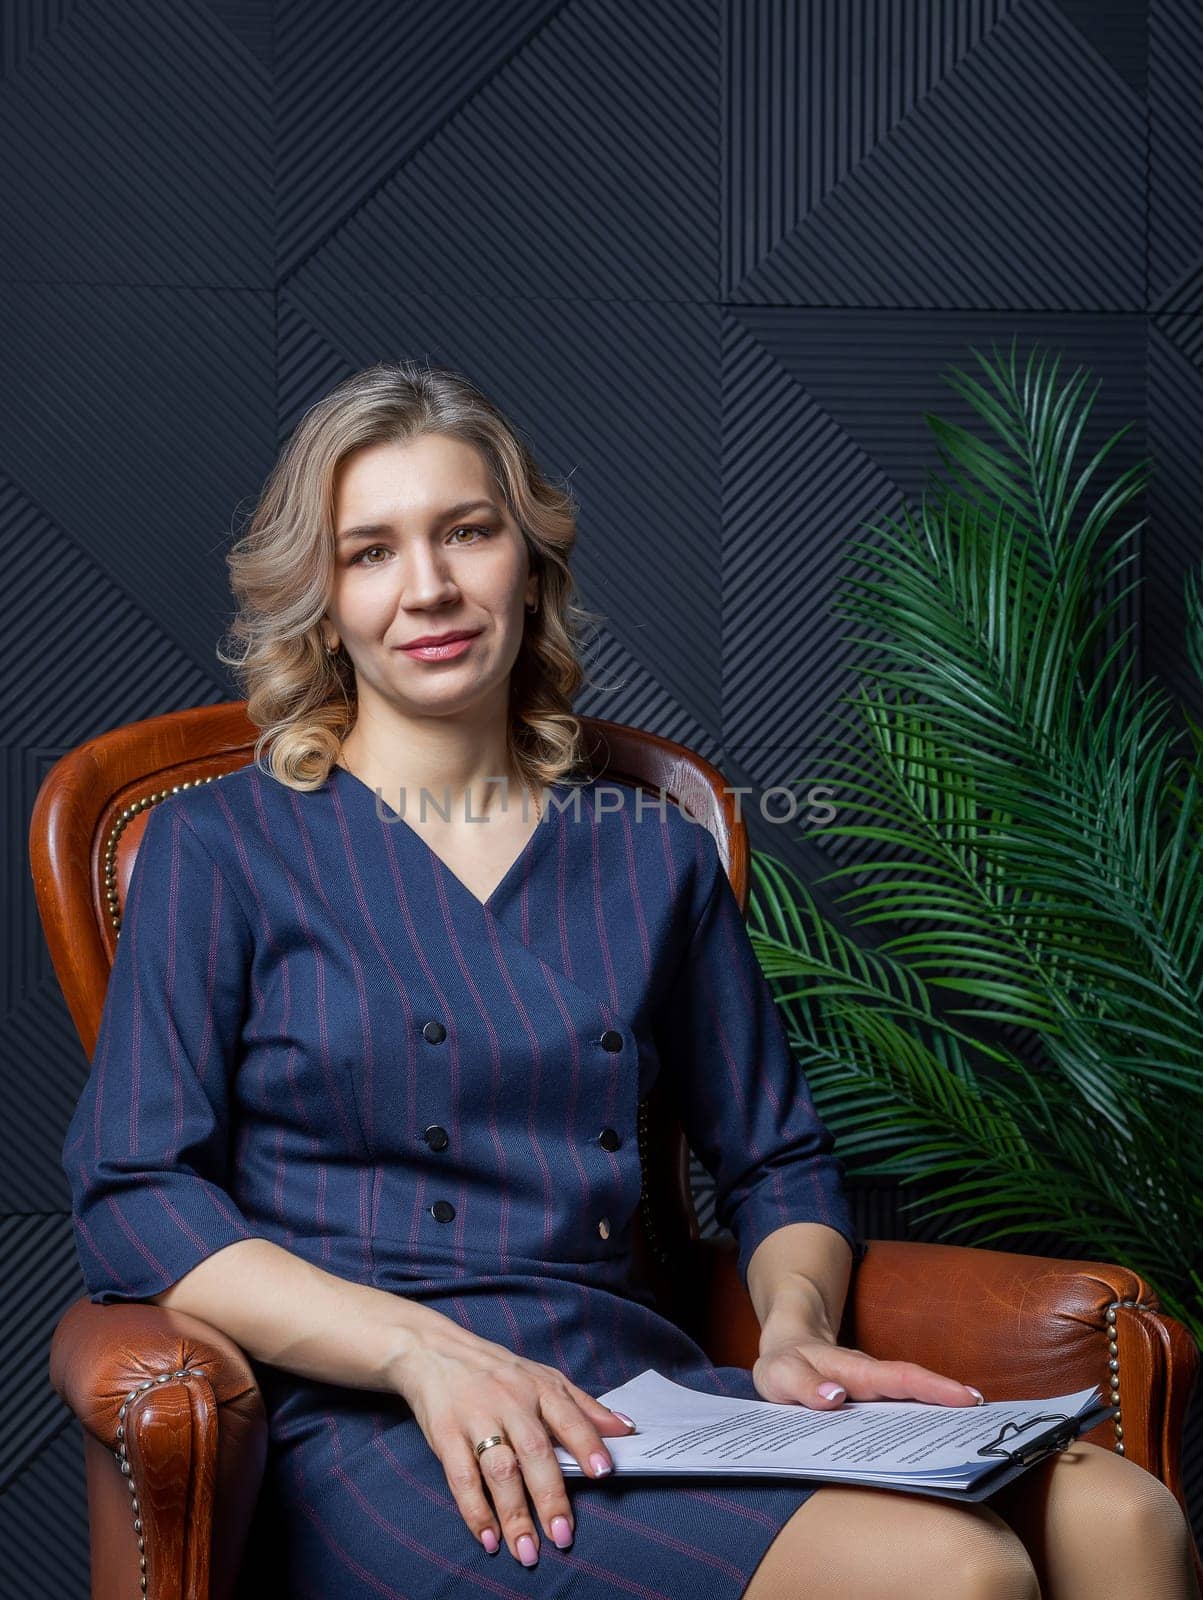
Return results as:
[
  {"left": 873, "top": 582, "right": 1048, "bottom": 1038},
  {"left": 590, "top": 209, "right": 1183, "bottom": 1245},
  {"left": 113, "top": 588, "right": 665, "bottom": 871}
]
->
[{"left": 397, "top": 633, "right": 480, "bottom": 661}]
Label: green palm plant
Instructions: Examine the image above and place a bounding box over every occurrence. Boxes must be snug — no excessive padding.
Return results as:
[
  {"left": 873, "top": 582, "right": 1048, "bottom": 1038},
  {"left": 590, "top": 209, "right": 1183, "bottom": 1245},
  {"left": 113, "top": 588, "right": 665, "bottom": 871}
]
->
[{"left": 746, "top": 337, "right": 1203, "bottom": 1342}]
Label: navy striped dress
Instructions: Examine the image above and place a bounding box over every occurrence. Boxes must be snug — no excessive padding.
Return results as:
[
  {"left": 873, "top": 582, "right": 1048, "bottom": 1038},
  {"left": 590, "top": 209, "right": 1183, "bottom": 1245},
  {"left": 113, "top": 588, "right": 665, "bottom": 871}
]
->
[{"left": 62, "top": 760, "right": 865, "bottom": 1599}]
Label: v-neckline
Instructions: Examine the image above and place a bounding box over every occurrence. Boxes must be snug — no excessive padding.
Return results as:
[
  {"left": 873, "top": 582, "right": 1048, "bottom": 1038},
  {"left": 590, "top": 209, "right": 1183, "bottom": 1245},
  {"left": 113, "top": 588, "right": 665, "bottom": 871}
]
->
[{"left": 331, "top": 761, "right": 559, "bottom": 914}]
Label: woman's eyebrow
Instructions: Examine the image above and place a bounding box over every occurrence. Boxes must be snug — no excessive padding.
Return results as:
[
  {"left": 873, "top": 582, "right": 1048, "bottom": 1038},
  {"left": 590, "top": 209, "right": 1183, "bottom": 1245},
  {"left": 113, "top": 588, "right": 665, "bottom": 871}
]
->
[{"left": 336, "top": 499, "right": 501, "bottom": 544}]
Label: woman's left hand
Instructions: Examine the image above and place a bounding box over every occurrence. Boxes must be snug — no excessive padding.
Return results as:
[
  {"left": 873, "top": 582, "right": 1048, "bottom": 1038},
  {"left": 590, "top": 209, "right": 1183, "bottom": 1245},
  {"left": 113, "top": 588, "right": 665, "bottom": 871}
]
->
[{"left": 752, "top": 1332, "right": 985, "bottom": 1409}]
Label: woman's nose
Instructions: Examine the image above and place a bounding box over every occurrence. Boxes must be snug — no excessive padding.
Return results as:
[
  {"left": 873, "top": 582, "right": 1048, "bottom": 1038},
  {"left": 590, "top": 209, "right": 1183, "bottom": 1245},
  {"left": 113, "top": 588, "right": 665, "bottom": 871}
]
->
[{"left": 399, "top": 553, "right": 459, "bottom": 603}]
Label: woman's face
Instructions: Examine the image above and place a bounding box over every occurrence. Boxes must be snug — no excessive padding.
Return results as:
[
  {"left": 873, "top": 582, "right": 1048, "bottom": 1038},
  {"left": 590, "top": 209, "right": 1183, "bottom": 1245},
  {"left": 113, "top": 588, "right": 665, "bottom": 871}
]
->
[{"left": 325, "top": 431, "right": 538, "bottom": 722}]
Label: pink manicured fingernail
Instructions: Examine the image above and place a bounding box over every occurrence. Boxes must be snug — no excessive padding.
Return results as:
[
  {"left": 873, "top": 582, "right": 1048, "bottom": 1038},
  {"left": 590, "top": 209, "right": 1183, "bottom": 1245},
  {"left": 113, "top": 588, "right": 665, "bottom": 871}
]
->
[
  {"left": 481, "top": 1528, "right": 499, "bottom": 1554},
  {"left": 590, "top": 1451, "right": 613, "bottom": 1475},
  {"left": 612, "top": 1410, "right": 637, "bottom": 1430},
  {"left": 517, "top": 1533, "right": 539, "bottom": 1566},
  {"left": 551, "top": 1515, "right": 573, "bottom": 1548},
  {"left": 966, "top": 1387, "right": 985, "bottom": 1405},
  {"left": 817, "top": 1382, "right": 846, "bottom": 1400}
]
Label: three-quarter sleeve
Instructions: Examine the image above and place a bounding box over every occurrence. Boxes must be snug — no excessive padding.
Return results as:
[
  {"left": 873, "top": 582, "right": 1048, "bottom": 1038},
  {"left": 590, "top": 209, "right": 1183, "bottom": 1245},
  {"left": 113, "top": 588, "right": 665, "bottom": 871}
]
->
[
  {"left": 61, "top": 796, "right": 266, "bottom": 1305},
  {"left": 654, "top": 821, "right": 865, "bottom": 1291}
]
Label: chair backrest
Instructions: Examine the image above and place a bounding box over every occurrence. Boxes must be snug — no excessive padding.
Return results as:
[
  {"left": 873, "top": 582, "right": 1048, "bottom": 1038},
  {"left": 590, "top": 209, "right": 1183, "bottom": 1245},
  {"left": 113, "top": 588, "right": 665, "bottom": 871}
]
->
[{"left": 31, "top": 705, "right": 750, "bottom": 1312}]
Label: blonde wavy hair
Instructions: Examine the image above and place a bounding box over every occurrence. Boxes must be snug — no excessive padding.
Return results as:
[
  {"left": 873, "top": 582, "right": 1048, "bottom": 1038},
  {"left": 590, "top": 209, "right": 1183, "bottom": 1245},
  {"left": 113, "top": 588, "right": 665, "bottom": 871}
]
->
[{"left": 218, "top": 360, "right": 604, "bottom": 796}]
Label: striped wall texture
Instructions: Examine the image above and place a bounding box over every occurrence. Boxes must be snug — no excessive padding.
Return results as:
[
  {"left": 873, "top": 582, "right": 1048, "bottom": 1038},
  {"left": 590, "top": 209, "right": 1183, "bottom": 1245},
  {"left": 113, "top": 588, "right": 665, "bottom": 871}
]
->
[{"left": 3, "top": 0, "right": 1201, "bottom": 1590}]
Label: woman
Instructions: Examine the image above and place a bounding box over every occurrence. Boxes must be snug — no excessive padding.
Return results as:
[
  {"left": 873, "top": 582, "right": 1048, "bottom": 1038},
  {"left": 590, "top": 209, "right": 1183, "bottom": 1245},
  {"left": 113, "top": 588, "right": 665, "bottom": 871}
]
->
[{"left": 62, "top": 362, "right": 1199, "bottom": 1599}]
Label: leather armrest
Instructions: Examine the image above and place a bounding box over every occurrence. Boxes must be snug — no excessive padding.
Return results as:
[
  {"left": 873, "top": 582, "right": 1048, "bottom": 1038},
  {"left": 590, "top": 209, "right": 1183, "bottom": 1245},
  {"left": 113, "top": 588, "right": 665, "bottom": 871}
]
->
[
  {"left": 678, "top": 1236, "right": 1198, "bottom": 1491},
  {"left": 49, "top": 1295, "right": 268, "bottom": 1600},
  {"left": 50, "top": 1295, "right": 266, "bottom": 1448}
]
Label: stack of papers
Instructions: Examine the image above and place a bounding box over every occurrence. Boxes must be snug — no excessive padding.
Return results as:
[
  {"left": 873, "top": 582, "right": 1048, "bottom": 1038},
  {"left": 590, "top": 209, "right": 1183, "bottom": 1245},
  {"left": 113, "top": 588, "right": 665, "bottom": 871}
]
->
[{"left": 554, "top": 1369, "right": 1114, "bottom": 1502}]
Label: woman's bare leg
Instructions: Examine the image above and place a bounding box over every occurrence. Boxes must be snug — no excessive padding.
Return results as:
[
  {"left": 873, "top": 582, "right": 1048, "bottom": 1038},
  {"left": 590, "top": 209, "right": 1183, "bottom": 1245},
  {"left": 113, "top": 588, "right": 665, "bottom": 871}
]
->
[
  {"left": 742, "top": 1482, "right": 1040, "bottom": 1600},
  {"left": 986, "top": 1439, "right": 1201, "bottom": 1600}
]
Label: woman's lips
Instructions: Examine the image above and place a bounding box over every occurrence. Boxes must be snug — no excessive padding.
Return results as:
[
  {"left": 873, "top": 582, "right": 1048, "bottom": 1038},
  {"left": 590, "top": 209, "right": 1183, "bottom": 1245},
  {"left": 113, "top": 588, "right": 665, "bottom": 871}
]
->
[{"left": 398, "top": 633, "right": 479, "bottom": 661}]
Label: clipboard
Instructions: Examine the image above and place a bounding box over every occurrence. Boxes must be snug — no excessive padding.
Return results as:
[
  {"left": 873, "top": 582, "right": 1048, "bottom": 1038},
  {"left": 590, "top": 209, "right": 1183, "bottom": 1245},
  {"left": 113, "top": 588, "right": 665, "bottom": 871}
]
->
[
  {"left": 893, "top": 1396, "right": 1119, "bottom": 1503},
  {"left": 557, "top": 1371, "right": 1116, "bottom": 1499}
]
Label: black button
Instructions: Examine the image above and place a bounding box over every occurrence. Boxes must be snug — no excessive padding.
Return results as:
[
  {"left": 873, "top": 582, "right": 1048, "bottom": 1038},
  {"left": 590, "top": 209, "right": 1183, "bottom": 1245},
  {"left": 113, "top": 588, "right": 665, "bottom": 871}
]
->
[
  {"left": 600, "top": 1029, "right": 623, "bottom": 1052},
  {"left": 431, "top": 1199, "right": 455, "bottom": 1222},
  {"left": 423, "top": 1124, "right": 449, "bottom": 1151},
  {"left": 423, "top": 1021, "right": 446, "bottom": 1044},
  {"left": 597, "top": 1127, "right": 621, "bottom": 1151}
]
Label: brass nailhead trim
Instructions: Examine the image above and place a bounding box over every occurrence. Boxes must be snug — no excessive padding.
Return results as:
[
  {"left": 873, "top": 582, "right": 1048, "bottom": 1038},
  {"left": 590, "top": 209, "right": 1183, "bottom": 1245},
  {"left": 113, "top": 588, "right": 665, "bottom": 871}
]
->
[
  {"left": 1105, "top": 1297, "right": 1155, "bottom": 1455},
  {"left": 103, "top": 775, "right": 223, "bottom": 935},
  {"left": 114, "top": 1367, "right": 197, "bottom": 1596}
]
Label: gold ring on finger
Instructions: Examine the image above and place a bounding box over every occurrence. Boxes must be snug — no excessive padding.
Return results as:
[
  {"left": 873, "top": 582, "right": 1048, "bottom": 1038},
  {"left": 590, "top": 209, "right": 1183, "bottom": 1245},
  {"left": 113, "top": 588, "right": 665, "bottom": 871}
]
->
[{"left": 474, "top": 1433, "right": 509, "bottom": 1457}]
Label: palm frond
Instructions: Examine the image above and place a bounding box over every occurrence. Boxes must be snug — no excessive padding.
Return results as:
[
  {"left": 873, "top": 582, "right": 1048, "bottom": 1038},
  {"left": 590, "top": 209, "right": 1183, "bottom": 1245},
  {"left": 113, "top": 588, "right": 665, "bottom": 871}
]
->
[{"left": 745, "top": 339, "right": 1203, "bottom": 1342}]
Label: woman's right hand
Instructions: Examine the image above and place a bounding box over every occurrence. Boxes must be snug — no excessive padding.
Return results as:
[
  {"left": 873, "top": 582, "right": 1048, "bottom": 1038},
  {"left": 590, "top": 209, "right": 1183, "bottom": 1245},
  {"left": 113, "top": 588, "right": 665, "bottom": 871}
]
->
[{"left": 391, "top": 1315, "right": 636, "bottom": 1566}]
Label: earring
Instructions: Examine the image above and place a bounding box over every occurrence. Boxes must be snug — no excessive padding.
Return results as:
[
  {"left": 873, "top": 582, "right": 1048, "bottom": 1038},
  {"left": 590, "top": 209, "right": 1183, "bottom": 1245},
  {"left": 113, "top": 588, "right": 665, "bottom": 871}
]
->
[{"left": 324, "top": 636, "right": 340, "bottom": 654}]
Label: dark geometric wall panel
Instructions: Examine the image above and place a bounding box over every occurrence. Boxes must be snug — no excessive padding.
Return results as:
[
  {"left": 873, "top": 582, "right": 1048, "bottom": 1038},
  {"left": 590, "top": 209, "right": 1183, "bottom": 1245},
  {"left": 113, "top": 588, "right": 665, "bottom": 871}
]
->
[
  {"left": 721, "top": 311, "right": 903, "bottom": 752},
  {"left": 281, "top": 0, "right": 718, "bottom": 300},
  {"left": 5, "top": 2, "right": 1202, "bottom": 1590},
  {"left": 0, "top": 3, "right": 80, "bottom": 83},
  {"left": 203, "top": 0, "right": 273, "bottom": 72},
  {"left": 0, "top": 1219, "right": 87, "bottom": 1485},
  {"left": 0, "top": 482, "right": 232, "bottom": 754},
  {"left": 0, "top": 1218, "right": 92, "bottom": 1591},
  {"left": 723, "top": 0, "right": 1015, "bottom": 294},
  {"left": 0, "top": 0, "right": 273, "bottom": 287},
  {"left": 727, "top": 0, "right": 1145, "bottom": 309},
  {"left": 0, "top": 1423, "right": 90, "bottom": 1593},
  {"left": 1056, "top": 0, "right": 1147, "bottom": 93},
  {"left": 0, "top": 283, "right": 276, "bottom": 673},
  {"left": 275, "top": 1, "right": 570, "bottom": 280},
  {"left": 1149, "top": 0, "right": 1203, "bottom": 310}
]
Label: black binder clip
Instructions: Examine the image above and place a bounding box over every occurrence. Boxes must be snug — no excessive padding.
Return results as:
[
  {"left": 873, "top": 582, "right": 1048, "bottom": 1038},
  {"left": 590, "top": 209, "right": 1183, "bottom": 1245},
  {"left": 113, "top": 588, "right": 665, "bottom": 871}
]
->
[{"left": 977, "top": 1413, "right": 1077, "bottom": 1467}]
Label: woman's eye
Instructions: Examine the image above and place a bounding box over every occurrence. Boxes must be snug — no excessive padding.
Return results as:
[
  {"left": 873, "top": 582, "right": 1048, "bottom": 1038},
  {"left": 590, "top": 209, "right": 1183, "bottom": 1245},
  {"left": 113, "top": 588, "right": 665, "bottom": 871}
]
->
[{"left": 351, "top": 527, "right": 493, "bottom": 565}]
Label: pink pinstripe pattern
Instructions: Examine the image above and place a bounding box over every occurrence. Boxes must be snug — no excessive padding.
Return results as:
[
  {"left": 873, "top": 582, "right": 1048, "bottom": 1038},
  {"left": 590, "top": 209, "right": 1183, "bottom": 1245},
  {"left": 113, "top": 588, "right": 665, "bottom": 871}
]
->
[{"left": 63, "top": 760, "right": 863, "bottom": 1597}]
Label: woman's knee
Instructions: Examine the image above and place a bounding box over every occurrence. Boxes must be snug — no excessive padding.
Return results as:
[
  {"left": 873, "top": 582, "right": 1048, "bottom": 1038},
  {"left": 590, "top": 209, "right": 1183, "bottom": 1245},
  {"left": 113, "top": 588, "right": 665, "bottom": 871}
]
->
[
  {"left": 999, "top": 1439, "right": 1192, "bottom": 1558},
  {"left": 1105, "top": 1455, "right": 1194, "bottom": 1556},
  {"left": 954, "top": 1506, "right": 1041, "bottom": 1600},
  {"left": 748, "top": 1485, "right": 1040, "bottom": 1600}
]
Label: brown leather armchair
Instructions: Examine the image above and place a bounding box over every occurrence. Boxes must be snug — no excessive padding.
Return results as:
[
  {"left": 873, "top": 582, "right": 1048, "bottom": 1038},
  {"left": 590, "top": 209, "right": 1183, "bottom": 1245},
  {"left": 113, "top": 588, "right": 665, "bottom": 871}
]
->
[{"left": 35, "top": 704, "right": 1201, "bottom": 1599}]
